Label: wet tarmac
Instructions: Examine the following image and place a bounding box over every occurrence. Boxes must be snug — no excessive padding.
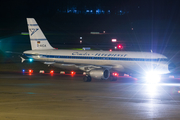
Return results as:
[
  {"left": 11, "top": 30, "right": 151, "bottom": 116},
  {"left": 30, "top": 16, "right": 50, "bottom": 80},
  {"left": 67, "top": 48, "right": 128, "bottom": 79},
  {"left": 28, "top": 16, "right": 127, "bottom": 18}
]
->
[{"left": 1, "top": 73, "right": 180, "bottom": 120}]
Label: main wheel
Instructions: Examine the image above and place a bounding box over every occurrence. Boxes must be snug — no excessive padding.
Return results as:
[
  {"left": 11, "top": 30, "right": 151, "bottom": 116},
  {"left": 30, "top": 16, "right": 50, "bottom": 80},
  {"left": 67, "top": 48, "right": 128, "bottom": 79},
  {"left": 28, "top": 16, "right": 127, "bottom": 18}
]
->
[
  {"left": 87, "top": 76, "right": 92, "bottom": 82},
  {"left": 83, "top": 76, "right": 92, "bottom": 82},
  {"left": 109, "top": 76, "right": 117, "bottom": 81}
]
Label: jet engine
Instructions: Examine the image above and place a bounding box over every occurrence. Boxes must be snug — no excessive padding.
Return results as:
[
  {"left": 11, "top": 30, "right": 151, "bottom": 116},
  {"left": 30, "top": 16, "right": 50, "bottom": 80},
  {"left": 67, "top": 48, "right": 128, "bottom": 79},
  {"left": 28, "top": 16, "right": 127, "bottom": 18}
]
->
[{"left": 89, "top": 68, "right": 110, "bottom": 80}]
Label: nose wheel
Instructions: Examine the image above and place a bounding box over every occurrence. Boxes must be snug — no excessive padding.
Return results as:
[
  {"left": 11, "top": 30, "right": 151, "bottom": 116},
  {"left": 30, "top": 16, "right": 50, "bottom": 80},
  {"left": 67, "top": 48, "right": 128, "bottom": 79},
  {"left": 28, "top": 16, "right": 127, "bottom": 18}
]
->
[{"left": 83, "top": 75, "right": 92, "bottom": 82}]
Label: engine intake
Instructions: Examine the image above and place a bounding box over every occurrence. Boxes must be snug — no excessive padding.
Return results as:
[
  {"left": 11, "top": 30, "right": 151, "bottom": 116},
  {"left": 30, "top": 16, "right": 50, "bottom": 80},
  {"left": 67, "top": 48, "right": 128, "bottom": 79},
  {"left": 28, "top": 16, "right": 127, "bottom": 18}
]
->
[
  {"left": 168, "top": 63, "right": 176, "bottom": 72},
  {"left": 89, "top": 68, "right": 110, "bottom": 80}
]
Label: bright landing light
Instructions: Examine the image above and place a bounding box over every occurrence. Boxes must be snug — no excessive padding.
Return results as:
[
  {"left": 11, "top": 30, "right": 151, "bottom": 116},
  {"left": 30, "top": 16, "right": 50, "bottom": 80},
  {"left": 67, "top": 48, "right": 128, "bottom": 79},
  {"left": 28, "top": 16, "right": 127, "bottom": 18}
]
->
[{"left": 145, "top": 71, "right": 161, "bottom": 83}]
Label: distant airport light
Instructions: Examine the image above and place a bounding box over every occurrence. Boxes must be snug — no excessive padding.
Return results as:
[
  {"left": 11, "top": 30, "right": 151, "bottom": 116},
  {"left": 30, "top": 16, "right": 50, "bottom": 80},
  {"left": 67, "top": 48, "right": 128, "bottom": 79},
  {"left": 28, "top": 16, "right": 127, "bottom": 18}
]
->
[
  {"left": 109, "top": 49, "right": 112, "bottom": 52},
  {"left": 111, "top": 39, "right": 117, "bottom": 42},
  {"left": 21, "top": 32, "right": 29, "bottom": 35},
  {"left": 80, "top": 37, "right": 82, "bottom": 39},
  {"left": 29, "top": 69, "right": 33, "bottom": 73},
  {"left": 73, "top": 10, "right": 77, "bottom": 13},
  {"left": 114, "top": 46, "right": 117, "bottom": 49},
  {"left": 60, "top": 71, "right": 65, "bottom": 74},
  {"left": 103, "top": 31, "right": 105, "bottom": 33},
  {"left": 90, "top": 32, "right": 100, "bottom": 34},
  {"left": 83, "top": 47, "right": 91, "bottom": 50},
  {"left": 80, "top": 40, "right": 82, "bottom": 44},
  {"left": 102, "top": 10, "right": 105, "bottom": 14},
  {"left": 71, "top": 71, "right": 76, "bottom": 75},
  {"left": 50, "top": 70, "right": 54, "bottom": 74},
  {"left": 29, "top": 58, "right": 33, "bottom": 62},
  {"left": 39, "top": 70, "right": 44, "bottom": 73},
  {"left": 22, "top": 69, "right": 25, "bottom": 73}
]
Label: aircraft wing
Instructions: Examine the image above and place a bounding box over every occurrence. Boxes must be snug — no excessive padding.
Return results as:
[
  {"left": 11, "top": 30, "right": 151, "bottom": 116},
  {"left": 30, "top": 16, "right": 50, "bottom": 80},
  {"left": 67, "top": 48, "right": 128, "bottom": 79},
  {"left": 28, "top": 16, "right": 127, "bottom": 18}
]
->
[
  {"left": 75, "top": 64, "right": 113, "bottom": 71},
  {"left": 48, "top": 62, "right": 113, "bottom": 71}
]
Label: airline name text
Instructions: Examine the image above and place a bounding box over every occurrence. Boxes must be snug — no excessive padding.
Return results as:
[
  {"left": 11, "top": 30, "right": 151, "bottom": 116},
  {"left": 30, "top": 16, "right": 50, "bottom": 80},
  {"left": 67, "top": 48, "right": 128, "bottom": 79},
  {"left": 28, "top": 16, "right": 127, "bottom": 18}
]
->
[{"left": 72, "top": 52, "right": 127, "bottom": 57}]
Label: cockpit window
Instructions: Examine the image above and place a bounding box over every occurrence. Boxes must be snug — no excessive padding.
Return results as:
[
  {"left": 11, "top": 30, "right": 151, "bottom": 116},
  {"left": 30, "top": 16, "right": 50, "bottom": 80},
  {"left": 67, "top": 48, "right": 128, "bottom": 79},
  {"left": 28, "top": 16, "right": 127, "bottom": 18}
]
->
[{"left": 159, "top": 58, "right": 168, "bottom": 62}]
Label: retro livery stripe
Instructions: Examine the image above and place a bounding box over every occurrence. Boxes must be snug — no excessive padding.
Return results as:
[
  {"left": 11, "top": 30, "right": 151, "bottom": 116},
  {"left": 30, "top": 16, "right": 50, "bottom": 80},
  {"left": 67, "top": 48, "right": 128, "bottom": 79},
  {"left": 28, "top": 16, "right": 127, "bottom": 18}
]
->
[
  {"left": 30, "top": 39, "right": 47, "bottom": 41},
  {"left": 24, "top": 54, "right": 168, "bottom": 62}
]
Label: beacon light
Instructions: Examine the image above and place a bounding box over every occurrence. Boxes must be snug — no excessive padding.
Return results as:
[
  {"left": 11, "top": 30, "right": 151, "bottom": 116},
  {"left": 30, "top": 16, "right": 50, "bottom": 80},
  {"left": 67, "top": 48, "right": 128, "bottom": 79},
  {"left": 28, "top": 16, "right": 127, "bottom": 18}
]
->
[{"left": 117, "top": 44, "right": 123, "bottom": 49}]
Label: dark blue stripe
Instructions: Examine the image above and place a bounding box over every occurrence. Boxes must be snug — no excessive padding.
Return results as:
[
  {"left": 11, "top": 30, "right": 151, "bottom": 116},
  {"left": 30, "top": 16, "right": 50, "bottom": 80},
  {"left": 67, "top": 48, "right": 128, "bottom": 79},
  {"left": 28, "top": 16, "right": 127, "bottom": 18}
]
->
[
  {"left": 31, "top": 39, "right": 47, "bottom": 41},
  {"left": 28, "top": 24, "right": 38, "bottom": 26},
  {"left": 24, "top": 54, "right": 168, "bottom": 62}
]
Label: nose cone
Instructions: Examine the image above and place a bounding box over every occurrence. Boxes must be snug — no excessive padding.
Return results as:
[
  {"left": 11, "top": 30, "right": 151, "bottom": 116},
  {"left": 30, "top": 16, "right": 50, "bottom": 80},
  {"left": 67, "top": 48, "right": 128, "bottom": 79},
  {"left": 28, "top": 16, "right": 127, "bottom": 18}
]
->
[{"left": 168, "top": 63, "right": 176, "bottom": 72}]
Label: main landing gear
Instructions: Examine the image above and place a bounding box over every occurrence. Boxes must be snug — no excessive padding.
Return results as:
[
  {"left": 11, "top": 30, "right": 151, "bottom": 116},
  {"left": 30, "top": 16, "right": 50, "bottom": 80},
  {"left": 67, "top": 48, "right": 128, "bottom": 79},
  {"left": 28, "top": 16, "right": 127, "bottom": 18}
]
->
[
  {"left": 109, "top": 76, "right": 118, "bottom": 81},
  {"left": 83, "top": 75, "right": 92, "bottom": 82},
  {"left": 109, "top": 72, "right": 118, "bottom": 81}
]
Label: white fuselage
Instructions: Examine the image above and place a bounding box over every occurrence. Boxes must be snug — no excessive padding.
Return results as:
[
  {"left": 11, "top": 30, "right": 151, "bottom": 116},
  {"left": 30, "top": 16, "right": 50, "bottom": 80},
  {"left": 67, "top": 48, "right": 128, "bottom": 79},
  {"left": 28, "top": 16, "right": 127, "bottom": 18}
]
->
[{"left": 23, "top": 49, "right": 170, "bottom": 74}]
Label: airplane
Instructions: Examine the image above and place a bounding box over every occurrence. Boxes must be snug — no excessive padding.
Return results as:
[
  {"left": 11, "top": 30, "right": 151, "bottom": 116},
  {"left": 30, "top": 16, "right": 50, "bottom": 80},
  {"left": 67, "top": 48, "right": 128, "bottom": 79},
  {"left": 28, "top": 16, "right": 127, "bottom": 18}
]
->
[{"left": 23, "top": 18, "right": 175, "bottom": 82}]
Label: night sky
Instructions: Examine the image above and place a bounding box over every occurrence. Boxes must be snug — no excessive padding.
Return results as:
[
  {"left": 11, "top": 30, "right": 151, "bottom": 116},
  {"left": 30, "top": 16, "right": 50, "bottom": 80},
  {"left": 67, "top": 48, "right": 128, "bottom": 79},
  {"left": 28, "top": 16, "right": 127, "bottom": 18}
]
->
[
  {"left": 1, "top": 0, "right": 180, "bottom": 19},
  {"left": 1, "top": 0, "right": 180, "bottom": 63}
]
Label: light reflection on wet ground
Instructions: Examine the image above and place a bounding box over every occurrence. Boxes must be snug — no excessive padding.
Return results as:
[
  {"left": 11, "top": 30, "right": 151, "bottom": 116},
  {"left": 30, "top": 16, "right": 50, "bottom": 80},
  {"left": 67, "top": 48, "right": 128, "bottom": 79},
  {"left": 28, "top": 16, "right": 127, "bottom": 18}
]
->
[{"left": 1, "top": 73, "right": 180, "bottom": 119}]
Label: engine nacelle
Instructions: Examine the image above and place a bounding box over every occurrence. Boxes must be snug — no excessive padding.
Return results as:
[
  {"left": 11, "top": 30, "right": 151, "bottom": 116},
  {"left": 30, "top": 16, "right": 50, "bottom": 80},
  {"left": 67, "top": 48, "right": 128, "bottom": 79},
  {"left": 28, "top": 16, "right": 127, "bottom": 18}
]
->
[{"left": 89, "top": 68, "right": 110, "bottom": 80}]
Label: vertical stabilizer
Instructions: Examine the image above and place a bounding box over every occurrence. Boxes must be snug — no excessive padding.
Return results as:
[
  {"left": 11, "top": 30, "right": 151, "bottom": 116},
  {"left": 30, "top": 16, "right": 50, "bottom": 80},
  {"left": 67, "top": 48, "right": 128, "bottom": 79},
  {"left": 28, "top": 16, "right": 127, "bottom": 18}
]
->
[{"left": 27, "top": 18, "right": 54, "bottom": 50}]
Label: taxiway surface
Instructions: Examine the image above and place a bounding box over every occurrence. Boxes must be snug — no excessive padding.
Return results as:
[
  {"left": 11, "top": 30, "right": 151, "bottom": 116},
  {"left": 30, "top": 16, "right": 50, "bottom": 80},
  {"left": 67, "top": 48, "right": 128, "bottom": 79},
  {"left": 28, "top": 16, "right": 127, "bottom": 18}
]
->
[{"left": 1, "top": 73, "right": 180, "bottom": 120}]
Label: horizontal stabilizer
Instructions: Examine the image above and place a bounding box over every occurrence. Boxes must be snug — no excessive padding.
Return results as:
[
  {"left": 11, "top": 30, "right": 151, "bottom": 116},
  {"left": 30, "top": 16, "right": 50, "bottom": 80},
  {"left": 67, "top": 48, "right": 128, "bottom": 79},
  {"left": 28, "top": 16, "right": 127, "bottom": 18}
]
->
[{"left": 20, "top": 57, "right": 26, "bottom": 63}]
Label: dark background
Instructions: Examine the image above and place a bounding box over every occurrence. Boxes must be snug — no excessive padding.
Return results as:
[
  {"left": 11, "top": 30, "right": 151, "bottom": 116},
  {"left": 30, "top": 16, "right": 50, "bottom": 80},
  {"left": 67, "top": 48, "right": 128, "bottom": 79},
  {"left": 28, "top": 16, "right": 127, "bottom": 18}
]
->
[{"left": 0, "top": 0, "right": 180, "bottom": 72}]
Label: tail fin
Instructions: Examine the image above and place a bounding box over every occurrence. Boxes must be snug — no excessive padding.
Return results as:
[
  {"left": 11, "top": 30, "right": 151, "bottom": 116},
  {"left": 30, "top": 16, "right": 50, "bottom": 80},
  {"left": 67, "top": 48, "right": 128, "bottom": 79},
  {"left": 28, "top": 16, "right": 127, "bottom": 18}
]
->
[{"left": 27, "top": 18, "right": 54, "bottom": 50}]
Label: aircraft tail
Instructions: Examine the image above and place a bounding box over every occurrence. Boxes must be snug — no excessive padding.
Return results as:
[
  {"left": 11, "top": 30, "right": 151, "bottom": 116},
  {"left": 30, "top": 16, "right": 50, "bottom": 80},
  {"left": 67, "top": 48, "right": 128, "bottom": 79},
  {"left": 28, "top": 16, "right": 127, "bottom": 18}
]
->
[{"left": 27, "top": 18, "right": 54, "bottom": 50}]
